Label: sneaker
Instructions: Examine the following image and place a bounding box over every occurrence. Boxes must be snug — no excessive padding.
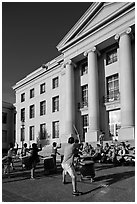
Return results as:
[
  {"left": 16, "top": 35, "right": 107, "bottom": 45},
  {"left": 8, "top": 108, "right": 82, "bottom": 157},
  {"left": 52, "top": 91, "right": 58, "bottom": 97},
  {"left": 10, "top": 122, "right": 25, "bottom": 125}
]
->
[
  {"left": 72, "top": 191, "right": 82, "bottom": 196},
  {"left": 30, "top": 177, "right": 35, "bottom": 180}
]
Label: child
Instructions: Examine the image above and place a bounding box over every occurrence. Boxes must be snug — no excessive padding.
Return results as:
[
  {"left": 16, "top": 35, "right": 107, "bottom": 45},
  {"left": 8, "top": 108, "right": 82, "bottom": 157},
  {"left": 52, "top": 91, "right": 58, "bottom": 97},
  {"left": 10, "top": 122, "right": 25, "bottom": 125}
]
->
[
  {"left": 3, "top": 143, "right": 14, "bottom": 177},
  {"left": 51, "top": 142, "right": 61, "bottom": 166}
]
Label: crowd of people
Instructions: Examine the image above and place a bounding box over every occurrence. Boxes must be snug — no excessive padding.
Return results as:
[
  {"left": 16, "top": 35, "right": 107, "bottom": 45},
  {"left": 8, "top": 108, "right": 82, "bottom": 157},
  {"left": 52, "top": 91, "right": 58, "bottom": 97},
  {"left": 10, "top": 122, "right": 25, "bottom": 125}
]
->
[
  {"left": 2, "top": 138, "right": 135, "bottom": 187},
  {"left": 75, "top": 140, "right": 135, "bottom": 166}
]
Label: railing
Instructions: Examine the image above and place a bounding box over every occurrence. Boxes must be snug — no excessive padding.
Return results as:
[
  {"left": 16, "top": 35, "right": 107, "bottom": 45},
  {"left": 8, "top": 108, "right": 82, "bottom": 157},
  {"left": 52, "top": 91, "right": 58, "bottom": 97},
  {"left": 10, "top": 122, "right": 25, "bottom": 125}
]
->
[
  {"left": 78, "top": 101, "right": 88, "bottom": 109},
  {"left": 103, "top": 91, "right": 120, "bottom": 103}
]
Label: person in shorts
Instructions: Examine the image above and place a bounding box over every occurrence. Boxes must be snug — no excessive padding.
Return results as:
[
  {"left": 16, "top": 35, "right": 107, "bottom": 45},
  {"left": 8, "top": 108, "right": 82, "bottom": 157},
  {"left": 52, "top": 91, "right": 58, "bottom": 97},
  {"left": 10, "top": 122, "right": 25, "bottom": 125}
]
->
[{"left": 61, "top": 136, "right": 82, "bottom": 196}]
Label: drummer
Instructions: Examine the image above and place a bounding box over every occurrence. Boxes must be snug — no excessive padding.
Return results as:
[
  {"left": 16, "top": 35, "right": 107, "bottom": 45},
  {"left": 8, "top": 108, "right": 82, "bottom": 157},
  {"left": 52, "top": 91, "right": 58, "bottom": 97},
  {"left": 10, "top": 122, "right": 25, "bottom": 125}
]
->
[{"left": 61, "top": 136, "right": 82, "bottom": 196}]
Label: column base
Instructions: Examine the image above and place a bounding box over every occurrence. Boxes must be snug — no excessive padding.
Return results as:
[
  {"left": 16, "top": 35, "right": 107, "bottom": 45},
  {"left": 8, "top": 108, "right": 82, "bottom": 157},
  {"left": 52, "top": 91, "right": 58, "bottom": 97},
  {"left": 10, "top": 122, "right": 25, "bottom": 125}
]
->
[
  {"left": 85, "top": 130, "right": 101, "bottom": 143},
  {"left": 118, "top": 126, "right": 135, "bottom": 141}
]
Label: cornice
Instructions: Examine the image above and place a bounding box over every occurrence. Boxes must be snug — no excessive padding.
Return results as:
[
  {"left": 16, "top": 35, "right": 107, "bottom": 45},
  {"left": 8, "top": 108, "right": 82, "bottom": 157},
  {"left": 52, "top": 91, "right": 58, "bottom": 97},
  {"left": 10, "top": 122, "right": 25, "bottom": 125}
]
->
[{"left": 12, "top": 54, "right": 64, "bottom": 91}]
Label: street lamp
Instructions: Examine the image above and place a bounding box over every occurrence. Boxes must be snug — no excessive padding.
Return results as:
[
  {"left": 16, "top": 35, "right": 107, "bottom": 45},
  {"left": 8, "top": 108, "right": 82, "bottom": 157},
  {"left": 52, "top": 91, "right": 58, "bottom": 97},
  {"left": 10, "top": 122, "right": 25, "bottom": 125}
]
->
[{"left": 21, "top": 119, "right": 25, "bottom": 156}]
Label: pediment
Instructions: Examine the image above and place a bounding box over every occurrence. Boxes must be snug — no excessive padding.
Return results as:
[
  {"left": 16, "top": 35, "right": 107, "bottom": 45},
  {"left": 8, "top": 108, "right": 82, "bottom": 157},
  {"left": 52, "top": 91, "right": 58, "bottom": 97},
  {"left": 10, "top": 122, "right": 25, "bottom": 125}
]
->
[
  {"left": 76, "top": 2, "right": 128, "bottom": 37},
  {"left": 57, "top": 2, "right": 133, "bottom": 51}
]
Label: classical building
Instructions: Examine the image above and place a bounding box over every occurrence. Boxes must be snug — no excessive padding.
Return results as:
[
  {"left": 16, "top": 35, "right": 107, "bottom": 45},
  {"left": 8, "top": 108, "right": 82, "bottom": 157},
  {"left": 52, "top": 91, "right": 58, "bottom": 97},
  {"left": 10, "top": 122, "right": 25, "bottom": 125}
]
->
[
  {"left": 13, "top": 2, "right": 135, "bottom": 148},
  {"left": 2, "top": 101, "right": 16, "bottom": 151}
]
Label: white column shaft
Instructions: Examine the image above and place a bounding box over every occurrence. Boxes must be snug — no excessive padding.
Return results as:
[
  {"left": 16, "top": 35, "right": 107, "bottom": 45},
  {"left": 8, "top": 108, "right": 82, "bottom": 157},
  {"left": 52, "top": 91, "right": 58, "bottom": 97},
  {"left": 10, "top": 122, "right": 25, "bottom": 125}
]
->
[
  {"left": 88, "top": 50, "right": 99, "bottom": 131},
  {"left": 65, "top": 62, "right": 75, "bottom": 134},
  {"left": 119, "top": 33, "right": 134, "bottom": 127}
]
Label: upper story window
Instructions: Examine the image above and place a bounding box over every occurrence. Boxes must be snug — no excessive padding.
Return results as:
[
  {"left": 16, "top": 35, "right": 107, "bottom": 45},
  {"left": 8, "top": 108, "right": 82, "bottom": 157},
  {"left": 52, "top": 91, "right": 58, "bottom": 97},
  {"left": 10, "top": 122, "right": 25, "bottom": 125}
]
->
[
  {"left": 52, "top": 77, "right": 59, "bottom": 89},
  {"left": 40, "top": 100, "right": 46, "bottom": 116},
  {"left": 53, "top": 121, "right": 59, "bottom": 138},
  {"left": 30, "top": 88, "right": 34, "bottom": 98},
  {"left": 81, "top": 84, "right": 88, "bottom": 107},
  {"left": 30, "top": 105, "right": 35, "bottom": 119},
  {"left": 2, "top": 112, "right": 7, "bottom": 124},
  {"left": 106, "top": 49, "right": 117, "bottom": 65},
  {"left": 30, "top": 126, "right": 35, "bottom": 141},
  {"left": 81, "top": 61, "right": 88, "bottom": 76},
  {"left": 106, "top": 74, "right": 119, "bottom": 102},
  {"left": 40, "top": 83, "right": 45, "bottom": 94},
  {"left": 21, "top": 93, "right": 25, "bottom": 102},
  {"left": 21, "top": 108, "right": 25, "bottom": 122},
  {"left": 40, "top": 123, "right": 46, "bottom": 139},
  {"left": 52, "top": 96, "right": 59, "bottom": 112}
]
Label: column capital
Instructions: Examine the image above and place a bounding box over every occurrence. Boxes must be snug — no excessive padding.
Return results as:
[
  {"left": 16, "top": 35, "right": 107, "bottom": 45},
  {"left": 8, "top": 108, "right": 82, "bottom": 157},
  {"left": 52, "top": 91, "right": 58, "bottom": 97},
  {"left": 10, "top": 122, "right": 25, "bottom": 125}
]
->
[
  {"left": 63, "top": 59, "right": 76, "bottom": 68},
  {"left": 84, "top": 46, "right": 101, "bottom": 57},
  {"left": 115, "top": 27, "right": 132, "bottom": 41}
]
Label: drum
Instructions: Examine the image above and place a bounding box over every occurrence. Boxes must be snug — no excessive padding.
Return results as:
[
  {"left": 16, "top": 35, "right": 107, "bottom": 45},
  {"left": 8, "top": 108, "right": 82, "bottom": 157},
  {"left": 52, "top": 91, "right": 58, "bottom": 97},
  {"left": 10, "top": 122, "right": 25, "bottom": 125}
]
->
[
  {"left": 79, "top": 160, "right": 95, "bottom": 182},
  {"left": 44, "top": 157, "right": 56, "bottom": 174}
]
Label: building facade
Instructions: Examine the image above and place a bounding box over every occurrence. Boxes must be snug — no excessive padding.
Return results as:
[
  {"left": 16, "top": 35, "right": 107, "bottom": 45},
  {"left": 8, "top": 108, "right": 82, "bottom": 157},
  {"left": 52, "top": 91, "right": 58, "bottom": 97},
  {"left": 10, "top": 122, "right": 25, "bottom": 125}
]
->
[
  {"left": 2, "top": 101, "right": 16, "bottom": 151},
  {"left": 13, "top": 2, "right": 135, "bottom": 147}
]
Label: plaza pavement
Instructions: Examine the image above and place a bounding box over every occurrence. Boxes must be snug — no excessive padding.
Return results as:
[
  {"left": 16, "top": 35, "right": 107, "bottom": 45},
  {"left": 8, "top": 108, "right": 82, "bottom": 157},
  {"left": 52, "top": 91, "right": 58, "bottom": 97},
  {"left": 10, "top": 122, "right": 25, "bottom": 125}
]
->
[{"left": 2, "top": 159, "right": 135, "bottom": 202}]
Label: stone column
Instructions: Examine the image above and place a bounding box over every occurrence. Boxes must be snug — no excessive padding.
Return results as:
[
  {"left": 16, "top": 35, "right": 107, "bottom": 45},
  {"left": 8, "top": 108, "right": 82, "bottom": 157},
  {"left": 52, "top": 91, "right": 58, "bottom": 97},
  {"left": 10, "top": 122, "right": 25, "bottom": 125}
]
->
[
  {"left": 84, "top": 47, "right": 100, "bottom": 142},
  {"left": 65, "top": 60, "right": 75, "bottom": 138},
  {"left": 115, "top": 27, "right": 135, "bottom": 140}
]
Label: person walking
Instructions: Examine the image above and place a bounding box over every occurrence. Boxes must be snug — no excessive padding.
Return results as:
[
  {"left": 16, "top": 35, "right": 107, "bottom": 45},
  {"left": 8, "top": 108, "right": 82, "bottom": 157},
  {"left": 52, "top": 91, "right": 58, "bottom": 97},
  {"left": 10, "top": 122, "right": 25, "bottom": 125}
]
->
[{"left": 61, "top": 136, "right": 82, "bottom": 196}]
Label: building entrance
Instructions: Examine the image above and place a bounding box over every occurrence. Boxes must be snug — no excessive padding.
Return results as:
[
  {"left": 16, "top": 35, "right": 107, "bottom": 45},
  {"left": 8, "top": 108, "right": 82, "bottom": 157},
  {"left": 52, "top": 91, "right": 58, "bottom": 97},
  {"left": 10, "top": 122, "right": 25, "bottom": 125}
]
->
[{"left": 109, "top": 109, "right": 121, "bottom": 140}]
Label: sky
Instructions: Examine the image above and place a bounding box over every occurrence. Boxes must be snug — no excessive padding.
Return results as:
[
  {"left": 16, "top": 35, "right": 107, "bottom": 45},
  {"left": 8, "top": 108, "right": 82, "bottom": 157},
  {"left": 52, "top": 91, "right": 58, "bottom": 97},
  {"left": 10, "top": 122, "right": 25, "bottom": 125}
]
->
[{"left": 2, "top": 2, "right": 92, "bottom": 104}]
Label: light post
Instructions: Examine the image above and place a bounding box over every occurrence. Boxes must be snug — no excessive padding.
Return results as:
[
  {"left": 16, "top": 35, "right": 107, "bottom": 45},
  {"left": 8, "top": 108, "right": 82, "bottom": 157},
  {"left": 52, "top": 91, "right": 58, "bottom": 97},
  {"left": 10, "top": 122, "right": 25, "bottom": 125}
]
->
[{"left": 21, "top": 119, "right": 25, "bottom": 156}]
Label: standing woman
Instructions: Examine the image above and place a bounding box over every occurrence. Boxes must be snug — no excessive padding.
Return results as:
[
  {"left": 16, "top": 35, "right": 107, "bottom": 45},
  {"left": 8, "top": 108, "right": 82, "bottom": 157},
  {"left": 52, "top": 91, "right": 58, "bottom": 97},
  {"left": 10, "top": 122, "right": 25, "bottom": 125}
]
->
[{"left": 29, "top": 143, "right": 42, "bottom": 179}]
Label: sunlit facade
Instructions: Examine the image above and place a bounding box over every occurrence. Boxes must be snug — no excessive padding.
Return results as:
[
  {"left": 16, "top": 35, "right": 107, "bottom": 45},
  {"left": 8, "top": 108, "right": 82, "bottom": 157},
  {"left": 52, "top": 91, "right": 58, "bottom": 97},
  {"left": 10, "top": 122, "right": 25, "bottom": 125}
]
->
[{"left": 13, "top": 2, "right": 135, "bottom": 147}]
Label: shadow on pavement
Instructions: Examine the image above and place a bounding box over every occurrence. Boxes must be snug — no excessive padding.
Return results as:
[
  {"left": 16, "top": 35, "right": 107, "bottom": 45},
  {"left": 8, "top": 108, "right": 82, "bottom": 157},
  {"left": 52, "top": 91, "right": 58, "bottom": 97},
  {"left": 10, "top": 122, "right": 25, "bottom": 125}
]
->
[
  {"left": 94, "top": 170, "right": 135, "bottom": 185},
  {"left": 81, "top": 185, "right": 102, "bottom": 195}
]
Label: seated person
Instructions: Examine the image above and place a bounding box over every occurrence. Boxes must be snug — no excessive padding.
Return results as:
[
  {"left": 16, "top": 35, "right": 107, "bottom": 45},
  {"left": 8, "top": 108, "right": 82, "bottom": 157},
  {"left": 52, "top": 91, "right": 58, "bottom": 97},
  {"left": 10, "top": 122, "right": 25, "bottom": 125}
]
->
[
  {"left": 82, "top": 142, "right": 90, "bottom": 155},
  {"left": 101, "top": 143, "right": 110, "bottom": 163},
  {"left": 107, "top": 144, "right": 117, "bottom": 164},
  {"left": 92, "top": 143, "right": 102, "bottom": 162},
  {"left": 117, "top": 143, "right": 126, "bottom": 164}
]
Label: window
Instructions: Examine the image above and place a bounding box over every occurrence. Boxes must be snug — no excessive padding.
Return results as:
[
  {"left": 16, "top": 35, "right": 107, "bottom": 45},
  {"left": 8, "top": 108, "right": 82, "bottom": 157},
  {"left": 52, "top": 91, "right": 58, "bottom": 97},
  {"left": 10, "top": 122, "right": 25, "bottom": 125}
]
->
[
  {"left": 30, "top": 105, "right": 35, "bottom": 118},
  {"left": 52, "top": 96, "right": 59, "bottom": 112},
  {"left": 81, "top": 85, "right": 88, "bottom": 107},
  {"left": 40, "top": 100, "right": 46, "bottom": 116},
  {"left": 106, "top": 49, "right": 117, "bottom": 65},
  {"left": 82, "top": 115, "right": 89, "bottom": 142},
  {"left": 2, "top": 130, "right": 7, "bottom": 143},
  {"left": 2, "top": 112, "right": 7, "bottom": 124},
  {"left": 40, "top": 83, "right": 45, "bottom": 94},
  {"left": 81, "top": 61, "right": 88, "bottom": 76},
  {"left": 30, "top": 126, "right": 35, "bottom": 141},
  {"left": 53, "top": 121, "right": 59, "bottom": 138},
  {"left": 30, "top": 88, "right": 34, "bottom": 98},
  {"left": 21, "top": 108, "right": 25, "bottom": 122},
  {"left": 107, "top": 74, "right": 119, "bottom": 102},
  {"left": 21, "top": 93, "right": 25, "bottom": 102},
  {"left": 40, "top": 123, "right": 46, "bottom": 139},
  {"left": 53, "top": 77, "right": 59, "bottom": 89}
]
